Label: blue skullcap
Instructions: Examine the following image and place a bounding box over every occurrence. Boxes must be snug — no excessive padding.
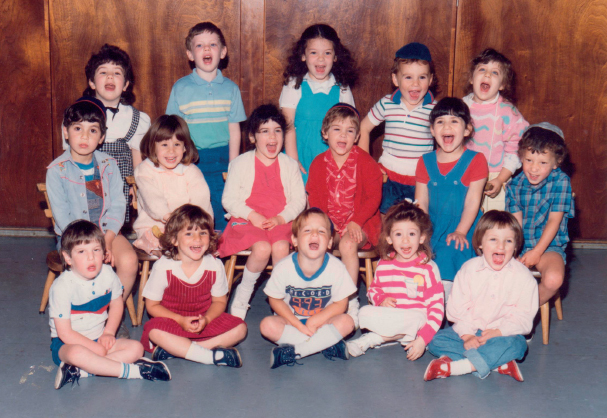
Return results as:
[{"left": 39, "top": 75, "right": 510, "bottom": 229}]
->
[
  {"left": 75, "top": 96, "right": 107, "bottom": 121},
  {"left": 395, "top": 42, "right": 432, "bottom": 62},
  {"left": 525, "top": 122, "right": 564, "bottom": 140}
]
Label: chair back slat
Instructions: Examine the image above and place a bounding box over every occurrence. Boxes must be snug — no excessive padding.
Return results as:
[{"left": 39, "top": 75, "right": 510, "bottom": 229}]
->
[{"left": 37, "top": 183, "right": 56, "bottom": 227}]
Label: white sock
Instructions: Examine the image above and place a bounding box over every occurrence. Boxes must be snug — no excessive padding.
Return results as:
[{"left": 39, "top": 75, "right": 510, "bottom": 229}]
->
[
  {"left": 79, "top": 369, "right": 91, "bottom": 378},
  {"left": 234, "top": 267, "right": 261, "bottom": 304},
  {"left": 185, "top": 342, "right": 214, "bottom": 365},
  {"left": 119, "top": 363, "right": 142, "bottom": 379},
  {"left": 447, "top": 359, "right": 473, "bottom": 376},
  {"left": 276, "top": 325, "right": 310, "bottom": 346},
  {"left": 294, "top": 324, "right": 342, "bottom": 358},
  {"left": 363, "top": 332, "right": 385, "bottom": 348}
]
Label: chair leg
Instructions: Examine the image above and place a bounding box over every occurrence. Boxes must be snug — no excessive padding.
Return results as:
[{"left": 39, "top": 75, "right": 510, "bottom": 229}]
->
[
  {"left": 136, "top": 261, "right": 150, "bottom": 327},
  {"left": 40, "top": 269, "right": 57, "bottom": 314},
  {"left": 554, "top": 291, "right": 563, "bottom": 321},
  {"left": 125, "top": 294, "right": 137, "bottom": 327},
  {"left": 540, "top": 301, "right": 550, "bottom": 345},
  {"left": 225, "top": 256, "right": 236, "bottom": 293},
  {"left": 364, "top": 258, "right": 373, "bottom": 289}
]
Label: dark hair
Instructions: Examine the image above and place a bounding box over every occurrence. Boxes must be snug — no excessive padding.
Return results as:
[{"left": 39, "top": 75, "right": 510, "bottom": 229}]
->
[
  {"left": 185, "top": 22, "right": 228, "bottom": 70},
  {"left": 83, "top": 44, "right": 135, "bottom": 105},
  {"left": 60, "top": 220, "right": 106, "bottom": 270},
  {"left": 518, "top": 126, "right": 568, "bottom": 166},
  {"left": 292, "top": 207, "right": 332, "bottom": 238},
  {"left": 379, "top": 201, "right": 433, "bottom": 262},
  {"left": 283, "top": 24, "right": 358, "bottom": 89},
  {"left": 159, "top": 204, "right": 218, "bottom": 260},
  {"left": 429, "top": 97, "right": 474, "bottom": 142},
  {"left": 391, "top": 58, "right": 438, "bottom": 96},
  {"left": 321, "top": 103, "right": 361, "bottom": 142},
  {"left": 472, "top": 210, "right": 524, "bottom": 257},
  {"left": 140, "top": 115, "right": 199, "bottom": 167},
  {"left": 465, "top": 48, "right": 516, "bottom": 104},
  {"left": 63, "top": 100, "right": 108, "bottom": 139},
  {"left": 246, "top": 104, "right": 288, "bottom": 150}
]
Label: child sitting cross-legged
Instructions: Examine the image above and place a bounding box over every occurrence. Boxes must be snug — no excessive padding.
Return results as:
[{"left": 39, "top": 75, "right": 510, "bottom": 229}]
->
[
  {"left": 260, "top": 208, "right": 356, "bottom": 369},
  {"left": 424, "top": 210, "right": 538, "bottom": 382}
]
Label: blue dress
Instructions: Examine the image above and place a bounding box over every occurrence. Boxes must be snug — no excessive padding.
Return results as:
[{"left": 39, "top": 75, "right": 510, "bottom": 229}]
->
[
  {"left": 294, "top": 81, "right": 340, "bottom": 184},
  {"left": 424, "top": 149, "right": 482, "bottom": 282}
]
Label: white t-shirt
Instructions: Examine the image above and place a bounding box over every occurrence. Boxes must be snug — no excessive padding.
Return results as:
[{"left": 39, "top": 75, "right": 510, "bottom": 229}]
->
[
  {"left": 264, "top": 253, "right": 356, "bottom": 320},
  {"left": 49, "top": 264, "right": 123, "bottom": 339},
  {"left": 279, "top": 74, "right": 355, "bottom": 109},
  {"left": 142, "top": 255, "right": 229, "bottom": 302}
]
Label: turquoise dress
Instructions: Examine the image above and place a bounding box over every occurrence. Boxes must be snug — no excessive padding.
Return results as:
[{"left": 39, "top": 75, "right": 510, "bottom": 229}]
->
[
  {"left": 294, "top": 80, "right": 340, "bottom": 184},
  {"left": 424, "top": 149, "right": 482, "bottom": 282}
]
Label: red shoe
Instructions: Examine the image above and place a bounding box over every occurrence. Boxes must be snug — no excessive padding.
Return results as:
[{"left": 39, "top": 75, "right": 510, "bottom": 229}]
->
[
  {"left": 497, "top": 360, "right": 524, "bottom": 382},
  {"left": 424, "top": 356, "right": 452, "bottom": 381}
]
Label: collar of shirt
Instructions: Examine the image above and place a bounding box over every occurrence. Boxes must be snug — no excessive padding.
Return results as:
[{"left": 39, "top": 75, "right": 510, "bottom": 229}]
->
[
  {"left": 191, "top": 68, "right": 225, "bottom": 86},
  {"left": 462, "top": 92, "right": 500, "bottom": 107},
  {"left": 391, "top": 89, "right": 434, "bottom": 109},
  {"left": 474, "top": 254, "right": 516, "bottom": 274},
  {"left": 303, "top": 73, "right": 338, "bottom": 94}
]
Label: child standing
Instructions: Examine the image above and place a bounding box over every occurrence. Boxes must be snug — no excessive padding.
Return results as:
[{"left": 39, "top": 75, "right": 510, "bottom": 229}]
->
[
  {"left": 359, "top": 43, "right": 437, "bottom": 211},
  {"left": 506, "top": 123, "right": 574, "bottom": 306},
  {"left": 133, "top": 115, "right": 213, "bottom": 256},
  {"left": 280, "top": 24, "right": 358, "bottom": 184},
  {"left": 463, "top": 49, "right": 529, "bottom": 211},
  {"left": 424, "top": 211, "right": 538, "bottom": 382},
  {"left": 260, "top": 208, "right": 356, "bottom": 368},
  {"left": 166, "top": 22, "right": 246, "bottom": 230},
  {"left": 50, "top": 220, "right": 171, "bottom": 390},
  {"left": 220, "top": 104, "right": 306, "bottom": 320},
  {"left": 347, "top": 201, "right": 444, "bottom": 360},
  {"left": 307, "top": 104, "right": 383, "bottom": 327},
  {"left": 415, "top": 97, "right": 488, "bottom": 298},
  {"left": 141, "top": 205, "right": 247, "bottom": 368}
]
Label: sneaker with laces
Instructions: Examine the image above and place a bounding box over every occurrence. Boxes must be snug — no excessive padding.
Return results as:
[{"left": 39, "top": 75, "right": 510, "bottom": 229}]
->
[
  {"left": 54, "top": 362, "right": 81, "bottom": 390},
  {"left": 212, "top": 347, "right": 242, "bottom": 368},
  {"left": 134, "top": 358, "right": 172, "bottom": 381},
  {"left": 347, "top": 298, "right": 360, "bottom": 330},
  {"left": 321, "top": 340, "right": 350, "bottom": 361},
  {"left": 152, "top": 346, "right": 176, "bottom": 361},
  {"left": 270, "top": 344, "right": 300, "bottom": 369},
  {"left": 498, "top": 360, "right": 524, "bottom": 382},
  {"left": 424, "top": 356, "right": 452, "bottom": 381},
  {"left": 346, "top": 333, "right": 379, "bottom": 357}
]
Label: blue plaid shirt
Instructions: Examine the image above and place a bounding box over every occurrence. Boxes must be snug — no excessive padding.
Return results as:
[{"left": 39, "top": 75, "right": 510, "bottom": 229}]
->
[{"left": 506, "top": 168, "right": 574, "bottom": 255}]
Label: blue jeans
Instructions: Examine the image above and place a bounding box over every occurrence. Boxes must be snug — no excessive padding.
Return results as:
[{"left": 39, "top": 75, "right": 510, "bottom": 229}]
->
[
  {"left": 427, "top": 327, "right": 527, "bottom": 379},
  {"left": 379, "top": 179, "right": 415, "bottom": 214},
  {"left": 197, "top": 146, "right": 229, "bottom": 231}
]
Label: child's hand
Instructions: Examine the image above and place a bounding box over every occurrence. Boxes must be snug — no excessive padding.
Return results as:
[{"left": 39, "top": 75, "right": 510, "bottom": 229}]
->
[
  {"left": 446, "top": 231, "right": 469, "bottom": 251},
  {"left": 262, "top": 216, "right": 285, "bottom": 230},
  {"left": 404, "top": 336, "right": 426, "bottom": 361},
  {"left": 98, "top": 333, "right": 116, "bottom": 350},
  {"left": 519, "top": 248, "right": 541, "bottom": 268},
  {"left": 462, "top": 334, "right": 481, "bottom": 350},
  {"left": 346, "top": 222, "right": 363, "bottom": 244},
  {"left": 380, "top": 297, "right": 397, "bottom": 308},
  {"left": 180, "top": 315, "right": 205, "bottom": 333},
  {"left": 296, "top": 320, "right": 314, "bottom": 337},
  {"left": 162, "top": 213, "right": 171, "bottom": 223},
  {"left": 484, "top": 178, "right": 504, "bottom": 198},
  {"left": 248, "top": 211, "right": 267, "bottom": 229},
  {"left": 304, "top": 316, "right": 324, "bottom": 334},
  {"left": 479, "top": 329, "right": 502, "bottom": 345},
  {"left": 104, "top": 234, "right": 116, "bottom": 266},
  {"left": 297, "top": 161, "right": 307, "bottom": 175}
]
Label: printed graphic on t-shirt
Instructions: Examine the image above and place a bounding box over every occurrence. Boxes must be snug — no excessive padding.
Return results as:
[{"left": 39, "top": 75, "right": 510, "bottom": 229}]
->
[
  {"left": 86, "top": 178, "right": 103, "bottom": 209},
  {"left": 286, "top": 285, "right": 332, "bottom": 317}
]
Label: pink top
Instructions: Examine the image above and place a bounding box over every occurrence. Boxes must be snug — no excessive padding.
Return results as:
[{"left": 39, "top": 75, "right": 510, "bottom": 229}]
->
[
  {"left": 245, "top": 157, "right": 286, "bottom": 218},
  {"left": 447, "top": 256, "right": 539, "bottom": 337}
]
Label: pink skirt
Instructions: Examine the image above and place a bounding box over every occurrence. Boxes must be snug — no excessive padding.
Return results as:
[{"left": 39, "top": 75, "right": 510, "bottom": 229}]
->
[{"left": 218, "top": 217, "right": 292, "bottom": 258}]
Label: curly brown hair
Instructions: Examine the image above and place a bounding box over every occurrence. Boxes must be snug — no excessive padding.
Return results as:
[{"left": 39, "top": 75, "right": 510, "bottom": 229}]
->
[
  {"left": 159, "top": 204, "right": 218, "bottom": 260},
  {"left": 378, "top": 201, "right": 433, "bottom": 262}
]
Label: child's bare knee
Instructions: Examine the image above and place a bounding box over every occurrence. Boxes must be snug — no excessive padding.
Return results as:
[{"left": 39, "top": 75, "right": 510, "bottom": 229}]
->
[
  {"left": 252, "top": 241, "right": 272, "bottom": 260},
  {"left": 259, "top": 317, "right": 281, "bottom": 338},
  {"left": 235, "top": 323, "right": 248, "bottom": 340},
  {"left": 339, "top": 237, "right": 357, "bottom": 255}
]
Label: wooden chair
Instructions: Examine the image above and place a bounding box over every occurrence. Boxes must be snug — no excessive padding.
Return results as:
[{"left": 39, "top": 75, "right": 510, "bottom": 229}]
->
[
  {"left": 36, "top": 183, "right": 138, "bottom": 327},
  {"left": 332, "top": 248, "right": 378, "bottom": 290},
  {"left": 531, "top": 268, "right": 563, "bottom": 345}
]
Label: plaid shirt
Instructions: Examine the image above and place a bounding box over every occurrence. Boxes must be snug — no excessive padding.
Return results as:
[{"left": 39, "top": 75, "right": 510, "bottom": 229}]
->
[{"left": 506, "top": 168, "right": 574, "bottom": 253}]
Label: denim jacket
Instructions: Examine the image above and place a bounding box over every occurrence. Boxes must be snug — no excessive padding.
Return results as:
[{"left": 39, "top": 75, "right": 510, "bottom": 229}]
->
[{"left": 46, "top": 150, "right": 125, "bottom": 236}]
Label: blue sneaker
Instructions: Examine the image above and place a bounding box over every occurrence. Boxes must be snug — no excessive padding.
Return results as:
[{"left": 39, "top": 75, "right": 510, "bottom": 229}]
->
[
  {"left": 212, "top": 347, "right": 242, "bottom": 368},
  {"left": 270, "top": 344, "right": 300, "bottom": 369},
  {"left": 152, "top": 346, "right": 176, "bottom": 361},
  {"left": 134, "top": 358, "right": 171, "bottom": 381},
  {"left": 321, "top": 340, "right": 350, "bottom": 361},
  {"left": 54, "top": 362, "right": 80, "bottom": 390}
]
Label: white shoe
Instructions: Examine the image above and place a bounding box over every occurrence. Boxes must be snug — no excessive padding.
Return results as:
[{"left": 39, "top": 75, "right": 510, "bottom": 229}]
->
[
  {"left": 347, "top": 298, "right": 360, "bottom": 330},
  {"left": 229, "top": 285, "right": 252, "bottom": 320},
  {"left": 346, "top": 333, "right": 379, "bottom": 357}
]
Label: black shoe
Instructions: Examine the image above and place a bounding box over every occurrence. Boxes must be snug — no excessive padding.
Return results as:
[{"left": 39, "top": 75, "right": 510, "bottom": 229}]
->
[
  {"left": 212, "top": 347, "right": 242, "bottom": 368},
  {"left": 134, "top": 358, "right": 171, "bottom": 381},
  {"left": 321, "top": 340, "right": 350, "bottom": 361},
  {"left": 54, "top": 362, "right": 80, "bottom": 390},
  {"left": 270, "top": 344, "right": 300, "bottom": 369},
  {"left": 152, "top": 346, "right": 176, "bottom": 361}
]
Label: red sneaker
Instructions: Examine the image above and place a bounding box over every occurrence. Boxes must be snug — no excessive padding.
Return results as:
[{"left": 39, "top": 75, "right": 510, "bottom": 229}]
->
[
  {"left": 497, "top": 360, "right": 524, "bottom": 382},
  {"left": 424, "top": 356, "right": 452, "bottom": 381}
]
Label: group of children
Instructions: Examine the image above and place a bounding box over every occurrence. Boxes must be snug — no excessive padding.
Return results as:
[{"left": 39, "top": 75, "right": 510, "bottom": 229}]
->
[{"left": 45, "top": 21, "right": 574, "bottom": 390}]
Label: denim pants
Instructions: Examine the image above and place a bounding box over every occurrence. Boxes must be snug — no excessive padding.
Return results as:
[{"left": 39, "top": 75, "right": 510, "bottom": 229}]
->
[
  {"left": 427, "top": 327, "right": 527, "bottom": 379},
  {"left": 197, "top": 146, "right": 229, "bottom": 231},
  {"left": 379, "top": 178, "right": 416, "bottom": 214}
]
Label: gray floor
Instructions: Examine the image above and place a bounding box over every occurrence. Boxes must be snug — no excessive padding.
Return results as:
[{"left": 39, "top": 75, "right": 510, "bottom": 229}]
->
[{"left": 1, "top": 236, "right": 606, "bottom": 418}]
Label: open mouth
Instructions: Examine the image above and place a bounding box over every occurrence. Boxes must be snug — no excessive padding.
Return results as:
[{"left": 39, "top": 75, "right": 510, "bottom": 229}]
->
[
  {"left": 190, "top": 245, "right": 203, "bottom": 254},
  {"left": 266, "top": 143, "right": 277, "bottom": 154},
  {"left": 309, "top": 243, "right": 319, "bottom": 251},
  {"left": 104, "top": 83, "right": 116, "bottom": 91},
  {"left": 480, "top": 82, "right": 491, "bottom": 93},
  {"left": 409, "top": 90, "right": 421, "bottom": 102},
  {"left": 442, "top": 135, "right": 455, "bottom": 145},
  {"left": 492, "top": 253, "right": 505, "bottom": 266},
  {"left": 315, "top": 65, "right": 326, "bottom": 74},
  {"left": 164, "top": 156, "right": 177, "bottom": 164},
  {"left": 87, "top": 265, "right": 97, "bottom": 272},
  {"left": 336, "top": 140, "right": 348, "bottom": 149},
  {"left": 203, "top": 54, "right": 213, "bottom": 65}
]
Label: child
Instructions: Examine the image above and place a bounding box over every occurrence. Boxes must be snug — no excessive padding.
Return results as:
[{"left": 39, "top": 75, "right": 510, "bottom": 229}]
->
[
  {"left": 506, "top": 123, "right": 574, "bottom": 306},
  {"left": 307, "top": 103, "right": 383, "bottom": 327},
  {"left": 424, "top": 210, "right": 538, "bottom": 382},
  {"left": 220, "top": 104, "right": 306, "bottom": 320},
  {"left": 260, "top": 208, "right": 356, "bottom": 368},
  {"left": 359, "top": 43, "right": 437, "bottom": 212},
  {"left": 133, "top": 115, "right": 213, "bottom": 256},
  {"left": 166, "top": 22, "right": 246, "bottom": 230},
  {"left": 280, "top": 24, "right": 358, "bottom": 184},
  {"left": 347, "top": 201, "right": 444, "bottom": 360},
  {"left": 49, "top": 220, "right": 171, "bottom": 390},
  {"left": 141, "top": 204, "right": 247, "bottom": 368},
  {"left": 47, "top": 97, "right": 138, "bottom": 335},
  {"left": 415, "top": 97, "right": 488, "bottom": 299},
  {"left": 462, "top": 48, "right": 529, "bottom": 212}
]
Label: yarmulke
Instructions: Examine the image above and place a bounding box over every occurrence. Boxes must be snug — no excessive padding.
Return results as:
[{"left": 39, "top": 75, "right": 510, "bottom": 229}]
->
[
  {"left": 395, "top": 42, "right": 432, "bottom": 62},
  {"left": 329, "top": 102, "right": 360, "bottom": 119},
  {"left": 525, "top": 122, "right": 564, "bottom": 140},
  {"left": 75, "top": 96, "right": 107, "bottom": 120}
]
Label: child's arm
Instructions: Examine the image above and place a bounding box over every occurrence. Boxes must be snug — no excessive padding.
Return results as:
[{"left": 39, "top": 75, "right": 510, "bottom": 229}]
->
[
  {"left": 222, "top": 156, "right": 259, "bottom": 223},
  {"left": 104, "top": 158, "right": 127, "bottom": 235},
  {"left": 485, "top": 167, "right": 514, "bottom": 198},
  {"left": 131, "top": 149, "right": 142, "bottom": 168},
  {"left": 415, "top": 181, "right": 429, "bottom": 213},
  {"left": 305, "top": 297, "right": 348, "bottom": 334},
  {"left": 135, "top": 168, "right": 172, "bottom": 222},
  {"left": 268, "top": 297, "right": 313, "bottom": 337},
  {"left": 358, "top": 116, "right": 375, "bottom": 153},
  {"left": 46, "top": 167, "right": 75, "bottom": 234},
  {"left": 447, "top": 178, "right": 486, "bottom": 250},
  {"left": 97, "top": 296, "right": 123, "bottom": 350},
  {"left": 520, "top": 211, "right": 564, "bottom": 268},
  {"left": 146, "top": 299, "right": 207, "bottom": 333},
  {"left": 282, "top": 108, "right": 303, "bottom": 172},
  {"left": 348, "top": 155, "right": 383, "bottom": 242},
  {"left": 55, "top": 318, "right": 108, "bottom": 357},
  {"left": 228, "top": 123, "right": 241, "bottom": 162}
]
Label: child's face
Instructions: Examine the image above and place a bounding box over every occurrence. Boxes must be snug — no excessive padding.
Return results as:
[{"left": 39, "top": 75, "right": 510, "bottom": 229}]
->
[
  {"left": 392, "top": 62, "right": 433, "bottom": 111},
  {"left": 63, "top": 121, "right": 105, "bottom": 163},
  {"left": 174, "top": 225, "right": 210, "bottom": 264},
  {"left": 386, "top": 220, "right": 426, "bottom": 262},
  {"left": 250, "top": 120, "right": 284, "bottom": 165},
  {"left": 62, "top": 241, "right": 104, "bottom": 281},
  {"left": 292, "top": 213, "right": 333, "bottom": 262},
  {"left": 479, "top": 226, "right": 516, "bottom": 271},
  {"left": 470, "top": 61, "right": 505, "bottom": 103},
  {"left": 155, "top": 135, "right": 186, "bottom": 170},
  {"left": 521, "top": 148, "right": 558, "bottom": 185},
  {"left": 302, "top": 38, "right": 335, "bottom": 83},
  {"left": 430, "top": 115, "right": 471, "bottom": 155},
  {"left": 322, "top": 117, "right": 359, "bottom": 159},
  {"left": 186, "top": 31, "right": 227, "bottom": 75},
  {"left": 88, "top": 62, "right": 129, "bottom": 107}
]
